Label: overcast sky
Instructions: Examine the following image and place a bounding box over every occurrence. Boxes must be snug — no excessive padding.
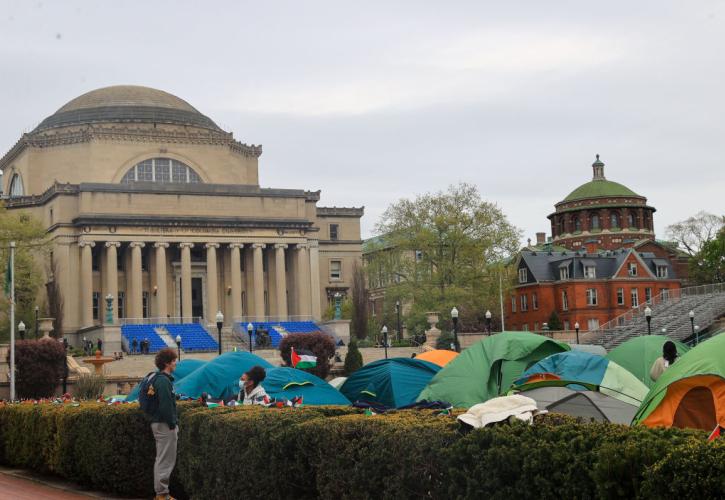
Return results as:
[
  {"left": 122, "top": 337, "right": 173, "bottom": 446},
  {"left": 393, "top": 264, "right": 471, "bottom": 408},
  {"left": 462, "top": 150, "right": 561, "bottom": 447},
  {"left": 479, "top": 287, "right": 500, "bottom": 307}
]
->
[{"left": 2, "top": 1, "right": 724, "bottom": 244}]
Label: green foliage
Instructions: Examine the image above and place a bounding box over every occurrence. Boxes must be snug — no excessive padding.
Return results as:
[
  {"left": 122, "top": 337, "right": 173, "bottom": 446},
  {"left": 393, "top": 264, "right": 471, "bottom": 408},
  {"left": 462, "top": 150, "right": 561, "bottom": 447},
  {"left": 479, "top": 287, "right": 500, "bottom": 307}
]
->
[
  {"left": 73, "top": 373, "right": 106, "bottom": 400},
  {"left": 547, "top": 310, "right": 563, "bottom": 331},
  {"left": 322, "top": 297, "right": 352, "bottom": 321},
  {"left": 689, "top": 229, "right": 725, "bottom": 284},
  {"left": 350, "top": 262, "right": 368, "bottom": 339},
  {"left": 343, "top": 340, "right": 363, "bottom": 376},
  {"left": 8, "top": 339, "right": 66, "bottom": 399},
  {"left": 278, "top": 332, "right": 336, "bottom": 379},
  {"left": 436, "top": 330, "right": 456, "bottom": 350}
]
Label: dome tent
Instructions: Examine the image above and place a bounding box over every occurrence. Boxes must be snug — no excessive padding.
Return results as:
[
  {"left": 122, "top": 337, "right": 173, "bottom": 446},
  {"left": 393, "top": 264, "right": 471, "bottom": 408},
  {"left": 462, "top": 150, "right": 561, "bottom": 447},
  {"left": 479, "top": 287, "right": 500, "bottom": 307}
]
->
[
  {"left": 126, "top": 358, "right": 209, "bottom": 402},
  {"left": 261, "top": 367, "right": 350, "bottom": 405},
  {"left": 174, "top": 351, "right": 272, "bottom": 400},
  {"left": 415, "top": 349, "right": 459, "bottom": 367},
  {"left": 606, "top": 335, "right": 690, "bottom": 388},
  {"left": 515, "top": 386, "right": 639, "bottom": 424},
  {"left": 417, "top": 332, "right": 569, "bottom": 408},
  {"left": 340, "top": 358, "right": 441, "bottom": 409}
]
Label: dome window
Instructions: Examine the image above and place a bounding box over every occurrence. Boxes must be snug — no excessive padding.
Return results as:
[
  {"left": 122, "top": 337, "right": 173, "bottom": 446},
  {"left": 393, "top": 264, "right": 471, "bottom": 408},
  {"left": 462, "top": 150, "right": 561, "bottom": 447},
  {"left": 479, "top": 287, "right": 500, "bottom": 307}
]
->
[
  {"left": 121, "top": 158, "right": 202, "bottom": 185},
  {"left": 8, "top": 174, "right": 24, "bottom": 197}
]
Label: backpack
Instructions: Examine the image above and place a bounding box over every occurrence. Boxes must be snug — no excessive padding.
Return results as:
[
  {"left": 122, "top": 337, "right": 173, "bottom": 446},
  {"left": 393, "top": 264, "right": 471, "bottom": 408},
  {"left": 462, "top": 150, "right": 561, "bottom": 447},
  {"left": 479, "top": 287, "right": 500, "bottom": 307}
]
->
[{"left": 138, "top": 371, "right": 160, "bottom": 416}]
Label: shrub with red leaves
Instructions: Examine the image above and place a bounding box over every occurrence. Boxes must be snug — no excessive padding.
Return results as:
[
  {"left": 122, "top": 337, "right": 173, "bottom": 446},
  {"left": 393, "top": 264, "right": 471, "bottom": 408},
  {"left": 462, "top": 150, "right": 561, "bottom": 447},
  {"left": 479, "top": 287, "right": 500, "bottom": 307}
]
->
[
  {"left": 279, "top": 332, "right": 336, "bottom": 379},
  {"left": 7, "top": 338, "right": 66, "bottom": 399}
]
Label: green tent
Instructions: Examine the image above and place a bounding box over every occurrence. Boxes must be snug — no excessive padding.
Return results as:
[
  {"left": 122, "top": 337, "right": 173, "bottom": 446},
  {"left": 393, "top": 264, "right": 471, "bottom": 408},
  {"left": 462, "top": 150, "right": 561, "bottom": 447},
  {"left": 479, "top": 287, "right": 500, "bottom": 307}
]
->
[
  {"left": 633, "top": 333, "right": 725, "bottom": 430},
  {"left": 606, "top": 335, "right": 690, "bottom": 388},
  {"left": 417, "top": 332, "right": 570, "bottom": 408}
]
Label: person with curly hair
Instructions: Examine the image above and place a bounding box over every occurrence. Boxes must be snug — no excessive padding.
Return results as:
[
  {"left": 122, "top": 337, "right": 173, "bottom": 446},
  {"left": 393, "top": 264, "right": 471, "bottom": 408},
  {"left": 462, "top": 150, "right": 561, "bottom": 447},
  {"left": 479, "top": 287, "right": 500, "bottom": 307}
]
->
[
  {"left": 150, "top": 347, "right": 178, "bottom": 500},
  {"left": 237, "top": 365, "right": 269, "bottom": 405}
]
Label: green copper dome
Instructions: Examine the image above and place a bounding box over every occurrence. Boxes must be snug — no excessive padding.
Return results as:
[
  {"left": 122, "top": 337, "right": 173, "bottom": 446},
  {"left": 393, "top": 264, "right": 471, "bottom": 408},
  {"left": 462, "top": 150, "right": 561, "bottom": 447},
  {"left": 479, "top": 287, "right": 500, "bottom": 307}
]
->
[{"left": 563, "top": 179, "right": 641, "bottom": 202}]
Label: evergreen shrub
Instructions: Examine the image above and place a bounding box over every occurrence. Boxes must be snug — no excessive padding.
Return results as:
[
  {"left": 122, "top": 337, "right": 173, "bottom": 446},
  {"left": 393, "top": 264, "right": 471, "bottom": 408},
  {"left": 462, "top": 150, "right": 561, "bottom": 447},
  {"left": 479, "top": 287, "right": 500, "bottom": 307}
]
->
[
  {"left": 8, "top": 339, "right": 66, "bottom": 399},
  {"left": 343, "top": 340, "right": 363, "bottom": 375}
]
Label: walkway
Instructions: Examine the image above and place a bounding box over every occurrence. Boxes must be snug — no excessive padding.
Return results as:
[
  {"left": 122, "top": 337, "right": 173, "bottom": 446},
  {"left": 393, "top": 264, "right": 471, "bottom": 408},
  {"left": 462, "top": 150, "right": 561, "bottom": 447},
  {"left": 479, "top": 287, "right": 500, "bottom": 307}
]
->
[{"left": 0, "top": 467, "right": 139, "bottom": 499}]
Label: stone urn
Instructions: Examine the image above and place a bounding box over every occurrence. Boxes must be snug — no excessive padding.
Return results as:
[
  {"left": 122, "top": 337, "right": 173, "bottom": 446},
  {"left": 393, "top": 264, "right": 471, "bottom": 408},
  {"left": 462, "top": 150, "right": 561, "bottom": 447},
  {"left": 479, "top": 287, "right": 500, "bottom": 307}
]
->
[
  {"left": 424, "top": 312, "right": 441, "bottom": 348},
  {"left": 38, "top": 318, "right": 54, "bottom": 338}
]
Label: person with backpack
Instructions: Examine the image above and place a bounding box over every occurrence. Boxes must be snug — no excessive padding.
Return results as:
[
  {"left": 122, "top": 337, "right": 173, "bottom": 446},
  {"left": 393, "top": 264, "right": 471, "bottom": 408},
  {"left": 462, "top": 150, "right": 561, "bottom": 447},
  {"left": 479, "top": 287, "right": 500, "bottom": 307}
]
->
[{"left": 140, "top": 347, "right": 178, "bottom": 500}]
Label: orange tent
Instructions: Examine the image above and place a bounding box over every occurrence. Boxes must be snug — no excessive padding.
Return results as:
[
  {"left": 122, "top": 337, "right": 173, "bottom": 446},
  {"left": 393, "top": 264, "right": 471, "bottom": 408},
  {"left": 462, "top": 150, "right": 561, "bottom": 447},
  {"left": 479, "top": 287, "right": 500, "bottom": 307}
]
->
[{"left": 415, "top": 350, "right": 459, "bottom": 367}]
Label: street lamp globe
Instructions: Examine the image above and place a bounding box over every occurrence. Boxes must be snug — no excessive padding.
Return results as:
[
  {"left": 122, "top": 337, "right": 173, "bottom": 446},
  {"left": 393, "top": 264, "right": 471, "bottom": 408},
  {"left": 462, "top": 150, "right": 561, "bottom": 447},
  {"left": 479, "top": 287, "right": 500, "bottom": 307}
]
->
[
  {"left": 688, "top": 310, "right": 694, "bottom": 319},
  {"left": 18, "top": 321, "right": 25, "bottom": 333},
  {"left": 216, "top": 310, "right": 224, "bottom": 324},
  {"left": 381, "top": 325, "right": 388, "bottom": 335},
  {"left": 574, "top": 322, "right": 580, "bottom": 330},
  {"left": 485, "top": 310, "right": 492, "bottom": 319},
  {"left": 451, "top": 307, "right": 459, "bottom": 319},
  {"left": 175, "top": 335, "right": 182, "bottom": 345}
]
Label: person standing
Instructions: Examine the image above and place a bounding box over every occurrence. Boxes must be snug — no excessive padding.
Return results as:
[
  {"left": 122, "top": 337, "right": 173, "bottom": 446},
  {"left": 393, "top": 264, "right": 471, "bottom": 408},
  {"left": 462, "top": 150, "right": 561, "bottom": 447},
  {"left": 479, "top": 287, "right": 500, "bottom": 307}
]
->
[
  {"left": 150, "top": 347, "right": 178, "bottom": 500},
  {"left": 131, "top": 337, "right": 138, "bottom": 354},
  {"left": 97, "top": 338, "right": 103, "bottom": 354}
]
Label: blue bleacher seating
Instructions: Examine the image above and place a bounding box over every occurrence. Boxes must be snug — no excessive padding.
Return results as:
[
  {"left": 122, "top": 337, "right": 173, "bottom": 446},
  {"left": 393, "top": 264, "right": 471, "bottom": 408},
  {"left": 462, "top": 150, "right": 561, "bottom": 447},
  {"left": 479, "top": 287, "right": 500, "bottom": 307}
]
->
[
  {"left": 121, "top": 324, "right": 167, "bottom": 353},
  {"left": 239, "top": 321, "right": 322, "bottom": 348},
  {"left": 166, "top": 324, "right": 219, "bottom": 352}
]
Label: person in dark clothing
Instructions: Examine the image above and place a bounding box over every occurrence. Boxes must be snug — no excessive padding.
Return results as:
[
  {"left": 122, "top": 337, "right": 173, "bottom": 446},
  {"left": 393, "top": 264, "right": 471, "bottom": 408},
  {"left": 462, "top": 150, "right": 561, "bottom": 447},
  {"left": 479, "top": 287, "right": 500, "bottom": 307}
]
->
[
  {"left": 131, "top": 338, "right": 138, "bottom": 354},
  {"left": 150, "top": 347, "right": 178, "bottom": 500},
  {"left": 97, "top": 338, "right": 103, "bottom": 354},
  {"left": 144, "top": 337, "right": 150, "bottom": 354}
]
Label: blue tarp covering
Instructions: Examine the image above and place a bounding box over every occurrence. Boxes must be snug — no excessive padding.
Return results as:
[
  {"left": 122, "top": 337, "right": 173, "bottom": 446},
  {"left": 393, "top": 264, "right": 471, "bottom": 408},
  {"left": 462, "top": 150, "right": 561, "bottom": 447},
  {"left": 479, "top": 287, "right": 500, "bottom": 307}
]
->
[{"left": 340, "top": 358, "right": 441, "bottom": 408}]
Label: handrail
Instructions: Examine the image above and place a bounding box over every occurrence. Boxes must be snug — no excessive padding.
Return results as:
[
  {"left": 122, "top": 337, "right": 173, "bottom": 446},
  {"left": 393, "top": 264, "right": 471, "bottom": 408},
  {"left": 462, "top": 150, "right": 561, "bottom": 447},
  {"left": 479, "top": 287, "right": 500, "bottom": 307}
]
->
[{"left": 120, "top": 317, "right": 203, "bottom": 325}]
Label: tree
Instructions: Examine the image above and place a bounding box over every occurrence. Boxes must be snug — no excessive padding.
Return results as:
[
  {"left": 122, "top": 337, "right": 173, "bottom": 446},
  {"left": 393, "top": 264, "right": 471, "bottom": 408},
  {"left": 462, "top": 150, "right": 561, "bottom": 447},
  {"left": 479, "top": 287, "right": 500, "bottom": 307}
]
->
[
  {"left": 372, "top": 183, "right": 521, "bottom": 331},
  {"left": 279, "top": 332, "right": 337, "bottom": 379},
  {"left": 350, "top": 262, "right": 368, "bottom": 339},
  {"left": 547, "top": 310, "right": 563, "bottom": 331},
  {"left": 9, "top": 338, "right": 66, "bottom": 399},
  {"left": 689, "top": 230, "right": 725, "bottom": 284},
  {"left": 343, "top": 339, "right": 363, "bottom": 375},
  {"left": 666, "top": 211, "right": 725, "bottom": 256}
]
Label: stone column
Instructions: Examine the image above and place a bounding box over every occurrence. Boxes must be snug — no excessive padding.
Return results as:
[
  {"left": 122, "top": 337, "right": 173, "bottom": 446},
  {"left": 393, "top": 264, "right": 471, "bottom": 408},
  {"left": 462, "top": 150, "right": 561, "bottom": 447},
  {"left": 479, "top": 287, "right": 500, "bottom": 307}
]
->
[
  {"left": 205, "top": 243, "right": 220, "bottom": 324},
  {"left": 252, "top": 243, "right": 266, "bottom": 319},
  {"left": 308, "top": 240, "right": 322, "bottom": 321},
  {"left": 79, "top": 240, "right": 95, "bottom": 328},
  {"left": 129, "top": 242, "right": 145, "bottom": 319},
  {"left": 105, "top": 242, "right": 120, "bottom": 323},
  {"left": 179, "top": 242, "right": 194, "bottom": 321},
  {"left": 230, "top": 243, "right": 244, "bottom": 321},
  {"left": 274, "top": 244, "right": 288, "bottom": 319},
  {"left": 154, "top": 243, "right": 169, "bottom": 319},
  {"left": 296, "top": 243, "right": 311, "bottom": 318}
]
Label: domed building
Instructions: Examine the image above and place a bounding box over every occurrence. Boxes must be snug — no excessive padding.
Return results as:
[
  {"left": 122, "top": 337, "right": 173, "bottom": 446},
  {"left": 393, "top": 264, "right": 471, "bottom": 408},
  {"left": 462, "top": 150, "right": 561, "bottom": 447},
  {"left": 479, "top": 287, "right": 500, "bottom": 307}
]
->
[
  {"left": 1, "top": 86, "right": 362, "bottom": 351},
  {"left": 548, "top": 155, "right": 656, "bottom": 251}
]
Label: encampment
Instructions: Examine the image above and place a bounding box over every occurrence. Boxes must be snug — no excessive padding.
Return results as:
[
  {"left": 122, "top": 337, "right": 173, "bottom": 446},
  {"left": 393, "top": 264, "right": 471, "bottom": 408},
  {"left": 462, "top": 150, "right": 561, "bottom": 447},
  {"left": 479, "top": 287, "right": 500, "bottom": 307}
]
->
[
  {"left": 415, "top": 349, "right": 459, "bottom": 367},
  {"left": 262, "top": 367, "right": 350, "bottom": 405},
  {"left": 339, "top": 357, "right": 441, "bottom": 408},
  {"left": 606, "top": 335, "right": 690, "bottom": 387},
  {"left": 417, "top": 332, "right": 570, "bottom": 408},
  {"left": 633, "top": 333, "right": 725, "bottom": 430}
]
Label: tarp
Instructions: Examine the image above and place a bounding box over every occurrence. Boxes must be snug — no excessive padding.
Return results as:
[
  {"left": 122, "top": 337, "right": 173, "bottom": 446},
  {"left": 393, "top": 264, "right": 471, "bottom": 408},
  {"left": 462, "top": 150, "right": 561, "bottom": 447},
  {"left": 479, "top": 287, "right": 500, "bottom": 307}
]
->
[
  {"left": 126, "top": 358, "right": 210, "bottom": 402},
  {"left": 175, "top": 351, "right": 273, "bottom": 400},
  {"left": 328, "top": 377, "right": 347, "bottom": 389},
  {"left": 340, "top": 357, "right": 441, "bottom": 408},
  {"left": 606, "top": 335, "right": 690, "bottom": 388},
  {"left": 633, "top": 334, "right": 725, "bottom": 430},
  {"left": 261, "top": 367, "right": 350, "bottom": 405},
  {"left": 513, "top": 350, "right": 649, "bottom": 406},
  {"left": 520, "top": 386, "right": 638, "bottom": 424},
  {"left": 415, "top": 349, "right": 459, "bottom": 367},
  {"left": 417, "top": 332, "right": 570, "bottom": 408}
]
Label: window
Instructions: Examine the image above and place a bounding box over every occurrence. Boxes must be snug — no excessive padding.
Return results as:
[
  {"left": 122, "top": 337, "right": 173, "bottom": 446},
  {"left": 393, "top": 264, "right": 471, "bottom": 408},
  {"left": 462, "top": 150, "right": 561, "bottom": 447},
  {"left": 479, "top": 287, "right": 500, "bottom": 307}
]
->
[
  {"left": 330, "top": 260, "right": 342, "bottom": 280},
  {"left": 573, "top": 216, "right": 581, "bottom": 232},
  {"left": 8, "top": 174, "right": 24, "bottom": 197},
  {"left": 645, "top": 287, "right": 652, "bottom": 303},
  {"left": 329, "top": 224, "right": 339, "bottom": 241},
  {"left": 584, "top": 265, "right": 596, "bottom": 279},
  {"left": 518, "top": 268, "right": 528, "bottom": 283},
  {"left": 142, "top": 291, "right": 149, "bottom": 318},
  {"left": 591, "top": 214, "right": 600, "bottom": 230},
  {"left": 661, "top": 288, "right": 670, "bottom": 300},
  {"left": 121, "top": 158, "right": 203, "bottom": 184},
  {"left": 532, "top": 292, "right": 538, "bottom": 310},
  {"left": 628, "top": 262, "right": 638, "bottom": 276},
  {"left": 118, "top": 291, "right": 125, "bottom": 318},
  {"left": 562, "top": 291, "right": 569, "bottom": 311},
  {"left": 587, "top": 318, "right": 600, "bottom": 331},
  {"left": 522, "top": 324, "right": 529, "bottom": 331},
  {"left": 628, "top": 213, "right": 635, "bottom": 227},
  {"left": 92, "top": 292, "right": 100, "bottom": 320},
  {"left": 49, "top": 207, "right": 54, "bottom": 225},
  {"left": 657, "top": 265, "right": 668, "bottom": 278},
  {"left": 521, "top": 294, "right": 528, "bottom": 312},
  {"left": 631, "top": 288, "right": 639, "bottom": 308},
  {"left": 534, "top": 322, "right": 539, "bottom": 331},
  {"left": 415, "top": 250, "right": 423, "bottom": 261},
  {"left": 586, "top": 288, "right": 598, "bottom": 306},
  {"left": 560, "top": 266, "right": 569, "bottom": 280},
  {"left": 564, "top": 320, "right": 570, "bottom": 331},
  {"left": 511, "top": 296, "right": 517, "bottom": 313},
  {"left": 617, "top": 288, "right": 625, "bottom": 305},
  {"left": 611, "top": 213, "right": 619, "bottom": 229}
]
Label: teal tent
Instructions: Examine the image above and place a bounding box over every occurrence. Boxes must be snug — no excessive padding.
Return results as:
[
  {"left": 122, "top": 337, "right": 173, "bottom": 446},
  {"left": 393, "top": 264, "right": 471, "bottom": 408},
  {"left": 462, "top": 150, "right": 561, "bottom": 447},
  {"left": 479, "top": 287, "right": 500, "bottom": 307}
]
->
[
  {"left": 126, "top": 358, "right": 209, "bottom": 402},
  {"left": 418, "top": 332, "right": 570, "bottom": 408},
  {"left": 340, "top": 358, "right": 441, "bottom": 408},
  {"left": 261, "top": 367, "right": 350, "bottom": 405},
  {"left": 175, "top": 351, "right": 273, "bottom": 400}
]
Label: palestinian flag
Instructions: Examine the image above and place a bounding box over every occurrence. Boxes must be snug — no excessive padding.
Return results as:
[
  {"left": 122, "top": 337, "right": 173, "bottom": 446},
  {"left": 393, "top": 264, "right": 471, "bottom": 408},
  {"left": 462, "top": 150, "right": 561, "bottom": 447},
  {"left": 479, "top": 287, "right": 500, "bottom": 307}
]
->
[
  {"left": 708, "top": 425, "right": 722, "bottom": 442},
  {"left": 291, "top": 347, "right": 317, "bottom": 370}
]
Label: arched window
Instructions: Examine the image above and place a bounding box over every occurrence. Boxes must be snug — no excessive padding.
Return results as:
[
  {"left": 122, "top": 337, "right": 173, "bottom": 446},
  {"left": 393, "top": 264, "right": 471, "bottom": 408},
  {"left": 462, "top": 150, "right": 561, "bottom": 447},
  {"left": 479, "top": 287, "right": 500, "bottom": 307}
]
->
[
  {"left": 611, "top": 213, "right": 619, "bottom": 229},
  {"left": 121, "top": 158, "right": 202, "bottom": 184},
  {"left": 573, "top": 216, "right": 581, "bottom": 232},
  {"left": 591, "top": 214, "right": 600, "bottom": 230},
  {"left": 8, "top": 174, "right": 24, "bottom": 197},
  {"left": 628, "top": 212, "right": 635, "bottom": 228}
]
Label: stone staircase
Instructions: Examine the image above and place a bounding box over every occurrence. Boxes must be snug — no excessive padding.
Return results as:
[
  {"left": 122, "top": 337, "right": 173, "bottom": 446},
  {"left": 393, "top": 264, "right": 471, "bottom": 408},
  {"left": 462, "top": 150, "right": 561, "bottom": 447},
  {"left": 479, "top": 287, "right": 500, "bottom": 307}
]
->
[
  {"left": 154, "top": 326, "right": 179, "bottom": 349},
  {"left": 582, "top": 283, "right": 725, "bottom": 349}
]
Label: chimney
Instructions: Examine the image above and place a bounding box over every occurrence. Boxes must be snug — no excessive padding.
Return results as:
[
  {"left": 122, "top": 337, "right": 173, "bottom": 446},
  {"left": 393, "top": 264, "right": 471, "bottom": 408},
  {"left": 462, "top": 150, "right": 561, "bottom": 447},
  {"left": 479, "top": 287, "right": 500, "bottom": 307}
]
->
[{"left": 536, "top": 232, "right": 546, "bottom": 245}]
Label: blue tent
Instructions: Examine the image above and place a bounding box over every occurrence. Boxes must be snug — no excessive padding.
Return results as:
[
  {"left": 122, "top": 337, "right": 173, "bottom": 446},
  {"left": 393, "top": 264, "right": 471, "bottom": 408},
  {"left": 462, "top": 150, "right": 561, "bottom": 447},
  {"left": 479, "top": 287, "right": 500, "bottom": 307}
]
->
[
  {"left": 175, "top": 351, "right": 273, "bottom": 400},
  {"left": 340, "top": 358, "right": 441, "bottom": 408},
  {"left": 260, "top": 367, "right": 350, "bottom": 405},
  {"left": 126, "top": 358, "right": 209, "bottom": 402}
]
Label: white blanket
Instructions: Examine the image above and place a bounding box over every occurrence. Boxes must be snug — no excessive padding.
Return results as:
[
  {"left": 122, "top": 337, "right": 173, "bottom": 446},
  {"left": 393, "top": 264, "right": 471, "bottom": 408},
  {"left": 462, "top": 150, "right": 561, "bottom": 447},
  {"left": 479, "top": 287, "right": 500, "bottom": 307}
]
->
[{"left": 457, "top": 394, "right": 545, "bottom": 428}]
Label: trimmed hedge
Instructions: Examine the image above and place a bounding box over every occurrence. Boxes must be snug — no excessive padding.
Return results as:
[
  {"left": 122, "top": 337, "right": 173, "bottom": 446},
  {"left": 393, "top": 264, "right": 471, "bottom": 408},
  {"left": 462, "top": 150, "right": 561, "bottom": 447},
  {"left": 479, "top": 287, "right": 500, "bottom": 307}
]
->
[{"left": 0, "top": 403, "right": 721, "bottom": 499}]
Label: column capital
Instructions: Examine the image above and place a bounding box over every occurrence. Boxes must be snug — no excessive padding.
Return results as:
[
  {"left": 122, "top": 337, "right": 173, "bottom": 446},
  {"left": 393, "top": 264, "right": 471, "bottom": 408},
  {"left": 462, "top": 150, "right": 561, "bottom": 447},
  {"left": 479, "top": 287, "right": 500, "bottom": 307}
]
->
[
  {"left": 251, "top": 243, "right": 267, "bottom": 249},
  {"left": 308, "top": 239, "right": 319, "bottom": 249},
  {"left": 274, "top": 243, "right": 288, "bottom": 250},
  {"left": 179, "top": 242, "right": 195, "bottom": 249},
  {"left": 229, "top": 242, "right": 245, "bottom": 249},
  {"left": 78, "top": 239, "right": 96, "bottom": 248},
  {"left": 153, "top": 242, "right": 170, "bottom": 249},
  {"left": 205, "top": 243, "right": 220, "bottom": 249},
  {"left": 129, "top": 241, "right": 146, "bottom": 248},
  {"left": 296, "top": 243, "right": 309, "bottom": 250},
  {"left": 105, "top": 241, "right": 121, "bottom": 248}
]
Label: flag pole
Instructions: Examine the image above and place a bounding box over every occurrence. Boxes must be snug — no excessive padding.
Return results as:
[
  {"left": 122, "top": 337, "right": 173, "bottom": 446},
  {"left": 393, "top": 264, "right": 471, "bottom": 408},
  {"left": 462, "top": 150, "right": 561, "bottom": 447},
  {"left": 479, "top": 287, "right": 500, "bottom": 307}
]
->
[{"left": 9, "top": 241, "right": 15, "bottom": 401}]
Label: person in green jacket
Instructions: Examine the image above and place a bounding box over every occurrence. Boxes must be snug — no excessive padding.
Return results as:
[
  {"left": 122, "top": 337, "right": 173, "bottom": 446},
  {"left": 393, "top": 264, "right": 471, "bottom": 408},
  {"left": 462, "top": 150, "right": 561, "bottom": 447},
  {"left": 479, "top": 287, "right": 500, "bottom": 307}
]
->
[{"left": 151, "top": 347, "right": 178, "bottom": 500}]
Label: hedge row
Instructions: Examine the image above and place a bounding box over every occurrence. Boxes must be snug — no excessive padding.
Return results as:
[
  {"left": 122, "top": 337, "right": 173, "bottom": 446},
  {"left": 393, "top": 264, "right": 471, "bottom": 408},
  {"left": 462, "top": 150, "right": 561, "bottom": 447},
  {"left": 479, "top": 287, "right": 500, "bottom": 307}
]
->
[{"left": 0, "top": 403, "right": 723, "bottom": 499}]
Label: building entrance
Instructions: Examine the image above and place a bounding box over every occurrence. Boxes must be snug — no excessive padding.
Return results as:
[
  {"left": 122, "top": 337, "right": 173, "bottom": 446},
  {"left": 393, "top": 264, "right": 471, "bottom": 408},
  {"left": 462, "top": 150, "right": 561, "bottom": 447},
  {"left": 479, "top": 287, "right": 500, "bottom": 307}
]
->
[{"left": 191, "top": 277, "right": 204, "bottom": 318}]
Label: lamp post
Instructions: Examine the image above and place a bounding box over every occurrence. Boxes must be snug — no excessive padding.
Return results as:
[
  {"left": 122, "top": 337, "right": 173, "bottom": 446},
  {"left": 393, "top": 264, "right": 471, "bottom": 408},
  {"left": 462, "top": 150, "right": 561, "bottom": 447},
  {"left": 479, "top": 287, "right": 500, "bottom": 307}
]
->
[
  {"left": 17, "top": 321, "right": 25, "bottom": 341},
  {"left": 689, "top": 310, "right": 697, "bottom": 344},
  {"left": 644, "top": 306, "right": 652, "bottom": 335},
  {"left": 451, "top": 307, "right": 460, "bottom": 352},
  {"left": 247, "top": 322, "right": 254, "bottom": 353},
  {"left": 542, "top": 322, "right": 550, "bottom": 338},
  {"left": 215, "top": 310, "right": 224, "bottom": 355},
  {"left": 381, "top": 325, "right": 388, "bottom": 359},
  {"left": 574, "top": 322, "right": 580, "bottom": 345},
  {"left": 396, "top": 300, "right": 402, "bottom": 342},
  {"left": 485, "top": 310, "right": 492, "bottom": 335},
  {"left": 34, "top": 305, "right": 39, "bottom": 339},
  {"left": 175, "top": 334, "right": 182, "bottom": 361}
]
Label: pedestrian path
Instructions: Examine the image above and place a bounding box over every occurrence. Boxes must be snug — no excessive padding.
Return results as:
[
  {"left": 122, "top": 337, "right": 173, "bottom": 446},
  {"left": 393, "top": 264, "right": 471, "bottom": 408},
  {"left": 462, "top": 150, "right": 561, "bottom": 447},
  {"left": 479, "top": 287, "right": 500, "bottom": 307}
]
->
[{"left": 0, "top": 466, "right": 140, "bottom": 499}]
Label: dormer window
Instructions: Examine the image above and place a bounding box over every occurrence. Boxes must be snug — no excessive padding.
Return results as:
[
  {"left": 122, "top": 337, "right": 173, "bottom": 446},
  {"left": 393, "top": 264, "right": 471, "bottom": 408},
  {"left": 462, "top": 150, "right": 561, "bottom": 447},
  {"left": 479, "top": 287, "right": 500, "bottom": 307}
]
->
[
  {"left": 560, "top": 266, "right": 569, "bottom": 280},
  {"left": 628, "top": 263, "right": 638, "bottom": 276},
  {"left": 657, "top": 265, "right": 668, "bottom": 278},
  {"left": 518, "top": 268, "right": 528, "bottom": 283},
  {"left": 584, "top": 265, "right": 596, "bottom": 279}
]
